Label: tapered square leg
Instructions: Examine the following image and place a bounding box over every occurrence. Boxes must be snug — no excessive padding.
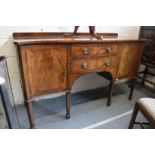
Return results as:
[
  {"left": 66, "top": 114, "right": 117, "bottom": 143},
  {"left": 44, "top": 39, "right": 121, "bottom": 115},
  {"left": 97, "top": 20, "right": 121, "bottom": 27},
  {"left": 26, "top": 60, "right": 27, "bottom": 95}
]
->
[
  {"left": 107, "top": 81, "right": 114, "bottom": 106},
  {"left": 25, "top": 101, "right": 35, "bottom": 129},
  {"left": 128, "top": 102, "right": 138, "bottom": 129},
  {"left": 66, "top": 91, "right": 71, "bottom": 119}
]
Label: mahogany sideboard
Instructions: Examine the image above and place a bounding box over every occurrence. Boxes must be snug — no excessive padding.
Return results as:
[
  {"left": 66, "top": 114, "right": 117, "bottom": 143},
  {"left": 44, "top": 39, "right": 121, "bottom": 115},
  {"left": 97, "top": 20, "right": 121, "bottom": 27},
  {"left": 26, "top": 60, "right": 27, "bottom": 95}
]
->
[{"left": 13, "top": 32, "right": 146, "bottom": 128}]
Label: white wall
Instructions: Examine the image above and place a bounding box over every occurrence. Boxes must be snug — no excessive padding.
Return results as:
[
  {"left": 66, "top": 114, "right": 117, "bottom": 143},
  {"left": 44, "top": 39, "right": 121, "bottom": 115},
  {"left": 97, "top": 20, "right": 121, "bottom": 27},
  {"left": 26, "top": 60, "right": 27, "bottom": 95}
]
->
[{"left": 0, "top": 26, "right": 140, "bottom": 104}]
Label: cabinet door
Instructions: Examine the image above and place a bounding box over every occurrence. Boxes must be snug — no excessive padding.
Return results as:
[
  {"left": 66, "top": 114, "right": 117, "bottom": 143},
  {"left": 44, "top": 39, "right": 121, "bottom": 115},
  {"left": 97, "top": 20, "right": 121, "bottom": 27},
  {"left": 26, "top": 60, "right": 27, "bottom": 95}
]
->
[
  {"left": 117, "top": 43, "right": 143, "bottom": 80},
  {"left": 21, "top": 45, "right": 67, "bottom": 98}
]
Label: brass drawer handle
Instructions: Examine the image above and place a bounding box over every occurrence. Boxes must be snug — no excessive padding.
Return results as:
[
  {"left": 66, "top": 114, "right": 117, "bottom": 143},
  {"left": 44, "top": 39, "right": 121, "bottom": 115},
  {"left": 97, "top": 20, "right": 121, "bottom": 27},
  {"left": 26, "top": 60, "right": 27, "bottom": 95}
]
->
[
  {"left": 106, "top": 47, "right": 112, "bottom": 53},
  {"left": 81, "top": 63, "right": 88, "bottom": 69},
  {"left": 105, "top": 60, "right": 111, "bottom": 66},
  {"left": 82, "top": 48, "right": 89, "bottom": 55}
]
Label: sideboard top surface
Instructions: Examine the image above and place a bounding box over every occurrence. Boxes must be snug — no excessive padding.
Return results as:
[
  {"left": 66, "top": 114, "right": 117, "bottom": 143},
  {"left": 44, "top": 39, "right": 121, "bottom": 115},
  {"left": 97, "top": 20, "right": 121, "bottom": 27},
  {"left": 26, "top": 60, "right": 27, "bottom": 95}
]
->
[{"left": 13, "top": 32, "right": 147, "bottom": 45}]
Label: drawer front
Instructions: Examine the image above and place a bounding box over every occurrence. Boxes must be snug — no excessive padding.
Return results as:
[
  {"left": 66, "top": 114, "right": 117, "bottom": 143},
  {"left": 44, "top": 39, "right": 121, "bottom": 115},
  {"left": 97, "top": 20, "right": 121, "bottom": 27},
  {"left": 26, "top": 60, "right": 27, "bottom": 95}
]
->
[
  {"left": 72, "top": 56, "right": 117, "bottom": 74},
  {"left": 71, "top": 44, "right": 118, "bottom": 57}
]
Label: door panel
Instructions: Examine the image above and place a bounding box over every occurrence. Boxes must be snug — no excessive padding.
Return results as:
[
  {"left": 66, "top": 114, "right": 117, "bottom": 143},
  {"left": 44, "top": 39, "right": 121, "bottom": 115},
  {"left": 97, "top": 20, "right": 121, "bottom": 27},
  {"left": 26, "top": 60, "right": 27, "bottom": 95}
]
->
[
  {"left": 23, "top": 45, "right": 67, "bottom": 97},
  {"left": 117, "top": 43, "right": 143, "bottom": 79}
]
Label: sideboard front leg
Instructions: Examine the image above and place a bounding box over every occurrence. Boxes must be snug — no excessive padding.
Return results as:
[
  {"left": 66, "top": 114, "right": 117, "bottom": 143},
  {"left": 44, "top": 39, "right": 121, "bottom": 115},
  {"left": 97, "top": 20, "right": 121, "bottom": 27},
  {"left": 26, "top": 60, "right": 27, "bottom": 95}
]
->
[
  {"left": 66, "top": 91, "right": 71, "bottom": 119},
  {"left": 25, "top": 101, "right": 35, "bottom": 129},
  {"left": 107, "top": 81, "right": 115, "bottom": 106}
]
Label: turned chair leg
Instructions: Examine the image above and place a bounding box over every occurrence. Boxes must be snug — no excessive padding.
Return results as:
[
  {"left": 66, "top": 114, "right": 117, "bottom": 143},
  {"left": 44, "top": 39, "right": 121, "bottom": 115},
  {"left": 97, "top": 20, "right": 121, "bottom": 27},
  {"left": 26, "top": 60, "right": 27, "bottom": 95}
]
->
[
  {"left": 107, "top": 81, "right": 114, "bottom": 106},
  {"left": 66, "top": 91, "right": 71, "bottom": 119},
  {"left": 128, "top": 102, "right": 139, "bottom": 129},
  {"left": 129, "top": 78, "right": 136, "bottom": 100},
  {"left": 25, "top": 101, "right": 35, "bottom": 129}
]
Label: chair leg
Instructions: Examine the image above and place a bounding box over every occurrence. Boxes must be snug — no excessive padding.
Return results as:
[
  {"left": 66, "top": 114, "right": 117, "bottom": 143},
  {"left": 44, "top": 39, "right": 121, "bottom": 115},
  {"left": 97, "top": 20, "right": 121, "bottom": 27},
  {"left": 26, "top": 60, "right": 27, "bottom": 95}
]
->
[
  {"left": 128, "top": 102, "right": 139, "bottom": 129},
  {"left": 141, "top": 66, "right": 147, "bottom": 85},
  {"left": 107, "top": 81, "right": 114, "bottom": 106},
  {"left": 128, "top": 78, "right": 136, "bottom": 100}
]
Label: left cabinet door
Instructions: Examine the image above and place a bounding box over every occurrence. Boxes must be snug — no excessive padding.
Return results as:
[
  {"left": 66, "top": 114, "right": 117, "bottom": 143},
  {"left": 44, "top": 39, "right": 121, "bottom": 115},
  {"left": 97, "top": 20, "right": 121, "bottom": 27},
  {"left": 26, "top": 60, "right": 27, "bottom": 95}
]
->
[{"left": 20, "top": 44, "right": 67, "bottom": 98}]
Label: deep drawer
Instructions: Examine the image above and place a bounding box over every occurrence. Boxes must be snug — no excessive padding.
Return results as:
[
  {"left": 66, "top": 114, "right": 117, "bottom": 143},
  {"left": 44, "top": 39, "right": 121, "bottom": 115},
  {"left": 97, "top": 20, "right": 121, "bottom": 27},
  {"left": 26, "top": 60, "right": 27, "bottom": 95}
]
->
[{"left": 72, "top": 56, "right": 117, "bottom": 74}]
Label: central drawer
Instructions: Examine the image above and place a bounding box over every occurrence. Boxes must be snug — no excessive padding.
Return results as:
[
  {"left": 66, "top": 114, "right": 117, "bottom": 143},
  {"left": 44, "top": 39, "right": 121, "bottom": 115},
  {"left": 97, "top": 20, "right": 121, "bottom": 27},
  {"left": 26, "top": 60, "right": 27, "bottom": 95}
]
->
[
  {"left": 72, "top": 56, "right": 117, "bottom": 74},
  {"left": 71, "top": 44, "right": 118, "bottom": 58}
]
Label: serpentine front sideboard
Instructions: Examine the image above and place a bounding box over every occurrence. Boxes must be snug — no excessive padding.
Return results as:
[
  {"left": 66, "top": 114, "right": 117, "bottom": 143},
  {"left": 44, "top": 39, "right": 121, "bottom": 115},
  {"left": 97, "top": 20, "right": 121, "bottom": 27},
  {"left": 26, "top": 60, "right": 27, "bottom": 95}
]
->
[{"left": 13, "top": 32, "right": 146, "bottom": 128}]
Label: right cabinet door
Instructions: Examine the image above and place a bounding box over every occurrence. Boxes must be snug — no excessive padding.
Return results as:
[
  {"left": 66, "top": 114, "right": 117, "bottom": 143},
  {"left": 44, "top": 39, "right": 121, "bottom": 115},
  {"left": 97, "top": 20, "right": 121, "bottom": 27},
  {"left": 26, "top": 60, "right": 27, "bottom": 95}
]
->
[{"left": 117, "top": 43, "right": 143, "bottom": 80}]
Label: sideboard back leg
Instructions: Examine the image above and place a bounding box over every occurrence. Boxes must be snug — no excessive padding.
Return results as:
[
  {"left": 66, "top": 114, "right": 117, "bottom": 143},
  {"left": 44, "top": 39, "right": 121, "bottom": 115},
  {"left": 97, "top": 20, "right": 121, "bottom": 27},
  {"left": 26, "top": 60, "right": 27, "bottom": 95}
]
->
[
  {"left": 66, "top": 91, "right": 71, "bottom": 119},
  {"left": 107, "top": 81, "right": 114, "bottom": 106},
  {"left": 128, "top": 78, "right": 137, "bottom": 100},
  {"left": 25, "top": 101, "right": 35, "bottom": 129}
]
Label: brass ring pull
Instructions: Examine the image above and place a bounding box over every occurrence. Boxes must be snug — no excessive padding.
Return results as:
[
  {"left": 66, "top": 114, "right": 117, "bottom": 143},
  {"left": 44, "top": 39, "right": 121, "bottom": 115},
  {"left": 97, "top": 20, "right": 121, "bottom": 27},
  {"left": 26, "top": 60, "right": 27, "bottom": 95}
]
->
[
  {"left": 81, "top": 63, "right": 88, "bottom": 69},
  {"left": 82, "top": 48, "right": 89, "bottom": 55},
  {"left": 106, "top": 47, "right": 112, "bottom": 53}
]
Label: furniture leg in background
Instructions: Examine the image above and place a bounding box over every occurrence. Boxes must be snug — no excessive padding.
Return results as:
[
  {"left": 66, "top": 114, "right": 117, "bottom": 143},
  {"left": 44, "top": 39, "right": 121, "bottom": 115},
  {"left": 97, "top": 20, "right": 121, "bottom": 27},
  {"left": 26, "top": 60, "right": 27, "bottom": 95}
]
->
[
  {"left": 138, "top": 65, "right": 155, "bottom": 86},
  {"left": 141, "top": 66, "right": 148, "bottom": 85}
]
